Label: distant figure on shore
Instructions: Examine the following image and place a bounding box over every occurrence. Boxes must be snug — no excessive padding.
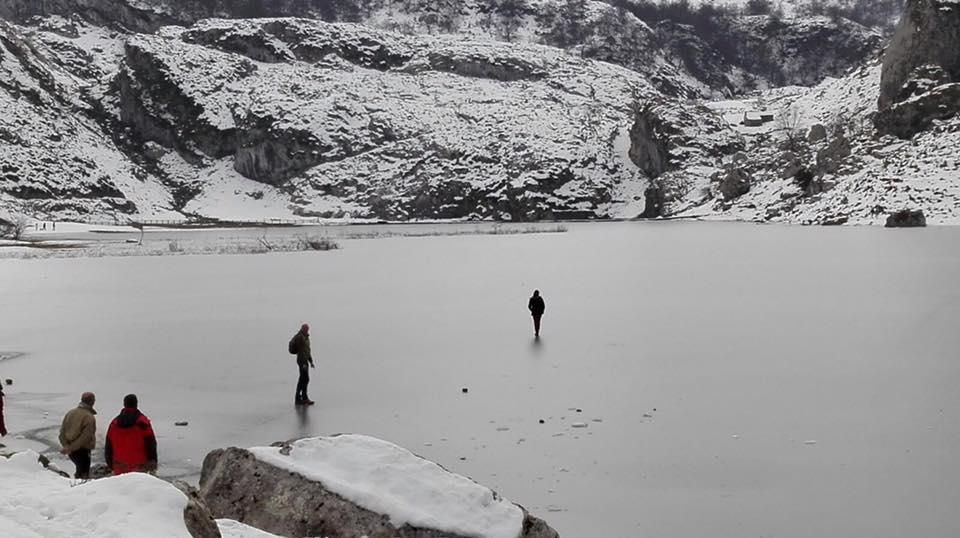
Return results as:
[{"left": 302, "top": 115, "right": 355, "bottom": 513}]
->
[
  {"left": 0, "top": 383, "right": 7, "bottom": 437},
  {"left": 105, "top": 394, "right": 158, "bottom": 475},
  {"left": 58, "top": 392, "right": 97, "bottom": 479},
  {"left": 289, "top": 323, "right": 316, "bottom": 406},
  {"left": 528, "top": 290, "right": 546, "bottom": 338}
]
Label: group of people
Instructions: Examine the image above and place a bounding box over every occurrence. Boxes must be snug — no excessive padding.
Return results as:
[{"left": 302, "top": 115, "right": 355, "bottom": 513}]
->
[
  {"left": 57, "top": 392, "right": 158, "bottom": 479},
  {"left": 287, "top": 290, "right": 547, "bottom": 405},
  {"left": 0, "top": 291, "right": 548, "bottom": 478}
]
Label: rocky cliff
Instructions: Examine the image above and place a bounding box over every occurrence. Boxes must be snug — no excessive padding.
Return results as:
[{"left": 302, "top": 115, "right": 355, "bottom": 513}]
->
[
  {"left": 0, "top": 0, "right": 956, "bottom": 225},
  {"left": 0, "top": 0, "right": 886, "bottom": 98},
  {"left": 875, "top": 0, "right": 960, "bottom": 138}
]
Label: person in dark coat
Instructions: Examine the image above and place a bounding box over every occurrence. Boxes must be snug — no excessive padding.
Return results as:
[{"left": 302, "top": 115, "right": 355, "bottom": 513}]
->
[
  {"left": 289, "top": 323, "right": 316, "bottom": 406},
  {"left": 105, "top": 394, "right": 158, "bottom": 475},
  {"left": 0, "top": 383, "right": 7, "bottom": 437},
  {"left": 528, "top": 290, "right": 546, "bottom": 337},
  {"left": 58, "top": 392, "right": 97, "bottom": 479}
]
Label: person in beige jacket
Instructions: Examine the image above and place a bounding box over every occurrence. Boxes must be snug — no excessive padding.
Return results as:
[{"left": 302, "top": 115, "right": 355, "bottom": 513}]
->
[{"left": 59, "top": 392, "right": 97, "bottom": 479}]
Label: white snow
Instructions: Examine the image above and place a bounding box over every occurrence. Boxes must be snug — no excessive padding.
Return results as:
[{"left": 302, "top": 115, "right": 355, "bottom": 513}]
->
[
  {"left": 249, "top": 434, "right": 524, "bottom": 538},
  {"left": 216, "top": 519, "right": 283, "bottom": 538},
  {"left": 0, "top": 450, "right": 191, "bottom": 537}
]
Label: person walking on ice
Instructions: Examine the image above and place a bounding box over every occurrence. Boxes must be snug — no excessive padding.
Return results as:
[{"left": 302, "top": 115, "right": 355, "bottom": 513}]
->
[
  {"left": 528, "top": 290, "right": 546, "bottom": 338},
  {"left": 289, "top": 323, "right": 316, "bottom": 406},
  {"left": 58, "top": 392, "right": 97, "bottom": 479},
  {"left": 0, "top": 382, "right": 7, "bottom": 437}
]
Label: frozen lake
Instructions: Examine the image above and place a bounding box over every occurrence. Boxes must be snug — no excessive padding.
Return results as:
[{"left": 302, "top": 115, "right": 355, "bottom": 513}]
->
[{"left": 1, "top": 222, "right": 959, "bottom": 537}]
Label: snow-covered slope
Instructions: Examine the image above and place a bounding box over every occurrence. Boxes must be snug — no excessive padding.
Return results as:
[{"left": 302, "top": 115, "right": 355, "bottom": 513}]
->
[
  {"left": 0, "top": 450, "right": 192, "bottom": 537},
  {"left": 644, "top": 58, "right": 960, "bottom": 225},
  {"left": 0, "top": 20, "right": 179, "bottom": 223},
  {"left": 115, "top": 17, "right": 656, "bottom": 221}
]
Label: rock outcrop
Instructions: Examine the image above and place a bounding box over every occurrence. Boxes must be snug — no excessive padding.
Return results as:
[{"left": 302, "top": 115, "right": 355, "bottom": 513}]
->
[
  {"left": 876, "top": 0, "right": 960, "bottom": 138},
  {"left": 885, "top": 208, "right": 927, "bottom": 227},
  {"left": 629, "top": 99, "right": 742, "bottom": 179},
  {"left": 175, "top": 481, "right": 223, "bottom": 538},
  {"left": 109, "top": 17, "right": 651, "bottom": 221},
  {"left": 199, "top": 437, "right": 558, "bottom": 538}
]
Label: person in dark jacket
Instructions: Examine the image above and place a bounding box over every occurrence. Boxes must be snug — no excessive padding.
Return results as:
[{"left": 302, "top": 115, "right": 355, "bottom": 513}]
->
[
  {"left": 58, "top": 392, "right": 97, "bottom": 479},
  {"left": 105, "top": 394, "right": 157, "bottom": 475},
  {"left": 289, "top": 323, "right": 316, "bottom": 406},
  {"left": 0, "top": 383, "right": 7, "bottom": 437},
  {"left": 528, "top": 290, "right": 546, "bottom": 337}
]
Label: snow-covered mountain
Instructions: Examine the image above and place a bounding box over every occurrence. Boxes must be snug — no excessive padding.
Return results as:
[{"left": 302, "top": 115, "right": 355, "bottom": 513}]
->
[{"left": 0, "top": 0, "right": 956, "bottom": 225}]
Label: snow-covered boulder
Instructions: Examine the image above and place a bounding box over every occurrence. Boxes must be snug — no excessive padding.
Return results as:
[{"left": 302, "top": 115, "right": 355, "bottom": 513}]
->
[
  {"left": 198, "top": 434, "right": 559, "bottom": 538},
  {"left": 0, "top": 450, "right": 221, "bottom": 538}
]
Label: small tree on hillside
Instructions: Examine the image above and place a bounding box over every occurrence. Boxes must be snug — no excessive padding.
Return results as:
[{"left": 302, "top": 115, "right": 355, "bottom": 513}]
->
[{"left": 0, "top": 215, "right": 29, "bottom": 240}]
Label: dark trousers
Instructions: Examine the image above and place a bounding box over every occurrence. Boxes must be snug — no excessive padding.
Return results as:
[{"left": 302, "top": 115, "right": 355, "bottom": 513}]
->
[
  {"left": 69, "top": 448, "right": 91, "bottom": 479},
  {"left": 532, "top": 314, "right": 542, "bottom": 336},
  {"left": 296, "top": 363, "right": 310, "bottom": 402}
]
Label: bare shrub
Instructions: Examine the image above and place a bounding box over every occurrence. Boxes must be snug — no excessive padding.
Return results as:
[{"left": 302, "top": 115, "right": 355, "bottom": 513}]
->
[
  {"left": 0, "top": 215, "right": 29, "bottom": 240},
  {"left": 297, "top": 235, "right": 339, "bottom": 251}
]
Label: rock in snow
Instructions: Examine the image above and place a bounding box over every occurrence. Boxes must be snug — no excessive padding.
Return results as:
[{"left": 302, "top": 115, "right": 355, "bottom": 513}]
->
[
  {"left": 199, "top": 434, "right": 558, "bottom": 538},
  {"left": 885, "top": 209, "right": 927, "bottom": 227}
]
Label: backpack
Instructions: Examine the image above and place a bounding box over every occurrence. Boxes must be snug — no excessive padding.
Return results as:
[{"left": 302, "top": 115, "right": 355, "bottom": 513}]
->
[{"left": 288, "top": 335, "right": 299, "bottom": 355}]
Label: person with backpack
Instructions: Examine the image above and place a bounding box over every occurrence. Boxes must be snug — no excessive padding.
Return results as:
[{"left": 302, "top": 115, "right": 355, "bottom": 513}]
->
[
  {"left": 105, "top": 394, "right": 158, "bottom": 475},
  {"left": 528, "top": 290, "right": 546, "bottom": 338},
  {"left": 289, "top": 323, "right": 316, "bottom": 406}
]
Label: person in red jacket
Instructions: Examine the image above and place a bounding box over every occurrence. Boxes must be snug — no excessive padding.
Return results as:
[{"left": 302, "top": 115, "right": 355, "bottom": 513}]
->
[{"left": 105, "top": 394, "right": 158, "bottom": 475}]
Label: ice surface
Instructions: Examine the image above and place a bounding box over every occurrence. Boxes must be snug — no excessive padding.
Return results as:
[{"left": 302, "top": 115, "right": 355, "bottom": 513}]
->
[{"left": 1, "top": 222, "right": 960, "bottom": 537}]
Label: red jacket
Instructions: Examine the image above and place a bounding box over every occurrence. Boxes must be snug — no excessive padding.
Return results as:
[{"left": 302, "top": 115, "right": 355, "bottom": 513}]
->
[{"left": 105, "top": 408, "right": 157, "bottom": 474}]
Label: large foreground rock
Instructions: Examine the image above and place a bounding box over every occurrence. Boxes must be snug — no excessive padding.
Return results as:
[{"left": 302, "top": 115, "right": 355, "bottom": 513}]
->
[{"left": 199, "top": 435, "right": 558, "bottom": 538}]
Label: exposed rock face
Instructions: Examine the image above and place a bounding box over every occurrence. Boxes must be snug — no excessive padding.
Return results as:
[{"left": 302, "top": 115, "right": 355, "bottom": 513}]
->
[
  {"left": 174, "top": 481, "right": 223, "bottom": 538},
  {"left": 0, "top": 1, "right": 886, "bottom": 98},
  {"left": 875, "top": 82, "right": 960, "bottom": 138},
  {"left": 885, "top": 208, "right": 927, "bottom": 227},
  {"left": 629, "top": 100, "right": 743, "bottom": 179},
  {"left": 807, "top": 124, "right": 827, "bottom": 142},
  {"left": 876, "top": 0, "right": 960, "bottom": 137},
  {"left": 199, "top": 443, "right": 558, "bottom": 538},
  {"left": 655, "top": 15, "right": 884, "bottom": 95},
  {"left": 111, "top": 17, "right": 649, "bottom": 221},
  {"left": 714, "top": 166, "right": 752, "bottom": 201}
]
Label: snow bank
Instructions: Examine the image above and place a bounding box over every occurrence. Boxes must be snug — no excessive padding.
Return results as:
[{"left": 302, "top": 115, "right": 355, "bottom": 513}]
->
[
  {"left": 217, "top": 519, "right": 282, "bottom": 538},
  {"left": 250, "top": 434, "right": 524, "bottom": 538},
  {"left": 0, "top": 450, "right": 191, "bottom": 538}
]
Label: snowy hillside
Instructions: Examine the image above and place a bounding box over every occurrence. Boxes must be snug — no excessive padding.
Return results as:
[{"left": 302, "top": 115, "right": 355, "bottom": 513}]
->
[
  {"left": 0, "top": 0, "right": 956, "bottom": 226},
  {"left": 0, "top": 20, "right": 179, "bottom": 222},
  {"left": 645, "top": 60, "right": 960, "bottom": 225}
]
